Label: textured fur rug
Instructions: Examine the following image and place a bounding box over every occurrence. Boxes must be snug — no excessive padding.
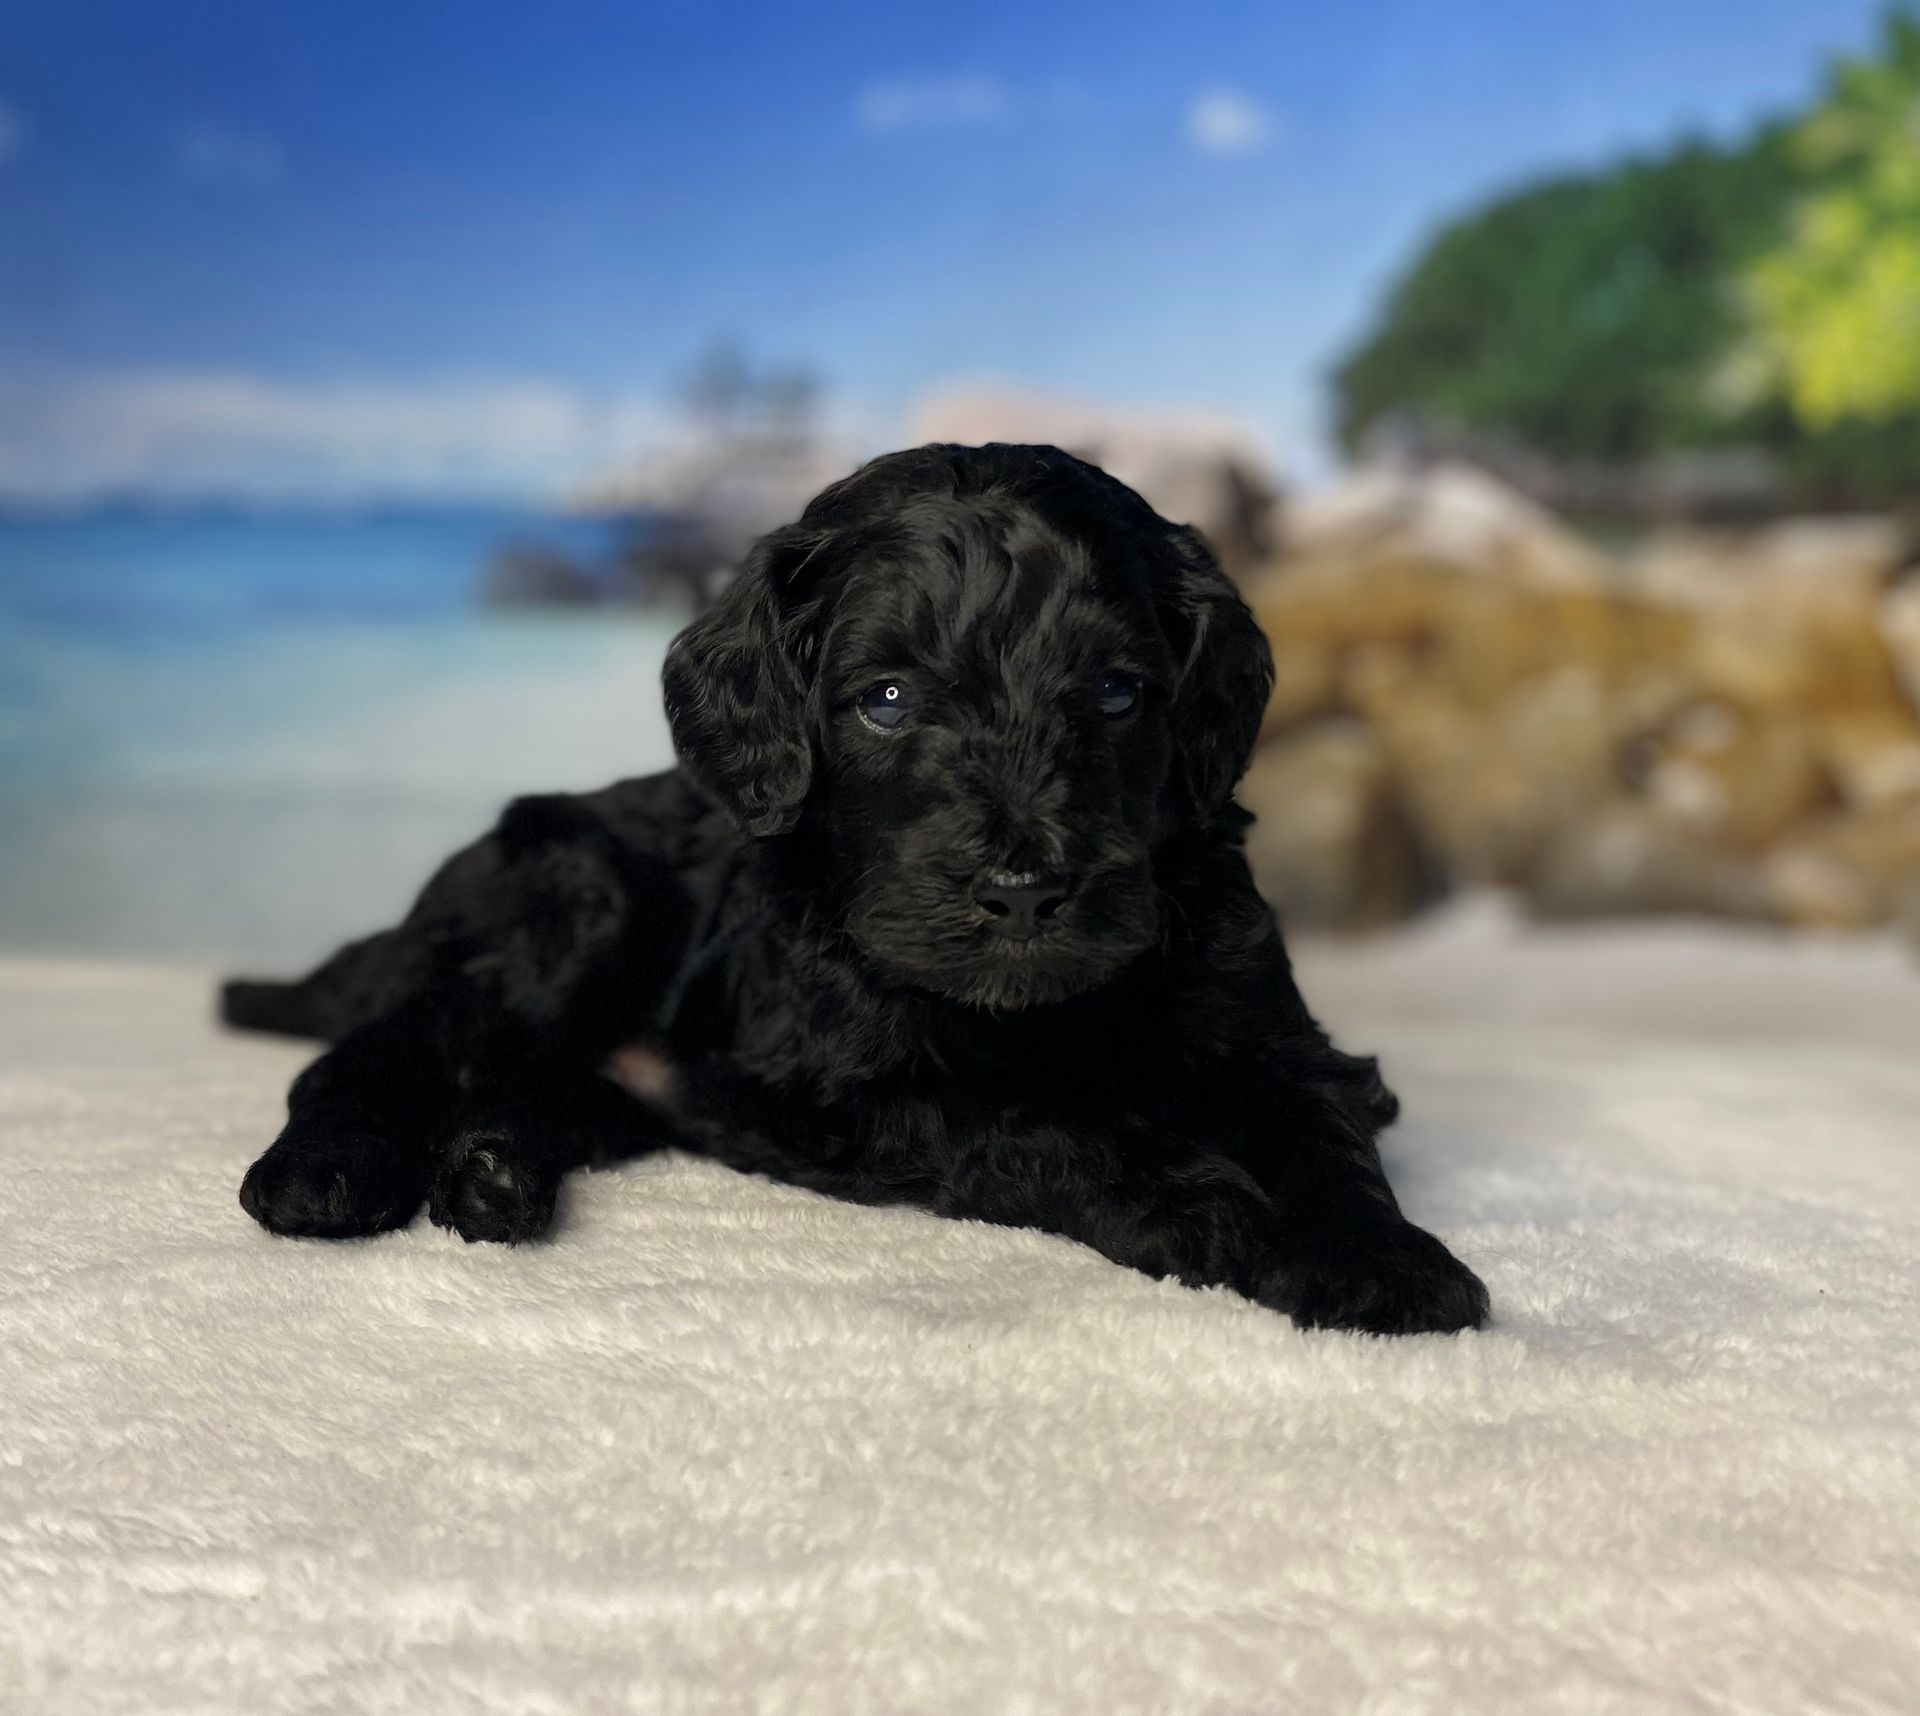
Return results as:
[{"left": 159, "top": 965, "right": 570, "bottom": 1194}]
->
[{"left": 3, "top": 902, "right": 1916, "bottom": 1714}]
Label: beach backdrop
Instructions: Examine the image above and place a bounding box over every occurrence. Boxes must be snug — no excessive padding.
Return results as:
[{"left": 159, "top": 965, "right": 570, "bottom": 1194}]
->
[
  {"left": 5, "top": 1, "right": 1918, "bottom": 969},
  {"left": 0, "top": 509, "right": 675, "bottom": 963}
]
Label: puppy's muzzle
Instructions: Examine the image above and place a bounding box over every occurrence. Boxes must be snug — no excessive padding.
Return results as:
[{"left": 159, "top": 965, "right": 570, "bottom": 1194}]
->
[{"left": 973, "top": 870, "right": 1072, "bottom": 941}]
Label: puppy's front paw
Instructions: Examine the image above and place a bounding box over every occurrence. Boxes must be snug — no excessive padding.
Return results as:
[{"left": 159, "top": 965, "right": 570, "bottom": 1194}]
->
[
  {"left": 428, "top": 1128, "right": 558, "bottom": 1245},
  {"left": 1265, "top": 1215, "right": 1488, "bottom": 1336},
  {"left": 239, "top": 1123, "right": 425, "bottom": 1238}
]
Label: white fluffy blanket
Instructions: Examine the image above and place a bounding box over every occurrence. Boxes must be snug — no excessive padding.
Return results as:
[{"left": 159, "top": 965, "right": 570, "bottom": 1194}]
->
[{"left": 4, "top": 903, "right": 1917, "bottom": 1714}]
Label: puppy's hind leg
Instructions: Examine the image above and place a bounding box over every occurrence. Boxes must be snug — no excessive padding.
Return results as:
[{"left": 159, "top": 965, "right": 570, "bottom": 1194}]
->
[{"left": 239, "top": 994, "right": 456, "bottom": 1238}]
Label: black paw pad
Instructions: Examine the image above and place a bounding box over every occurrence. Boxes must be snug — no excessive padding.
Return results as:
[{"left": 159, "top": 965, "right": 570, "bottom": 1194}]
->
[
  {"left": 428, "top": 1132, "right": 557, "bottom": 1245},
  {"left": 239, "top": 1124, "right": 424, "bottom": 1238}
]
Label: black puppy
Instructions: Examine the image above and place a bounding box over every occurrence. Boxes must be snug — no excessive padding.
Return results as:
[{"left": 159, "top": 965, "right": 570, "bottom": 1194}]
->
[{"left": 226, "top": 443, "right": 1488, "bottom": 1336}]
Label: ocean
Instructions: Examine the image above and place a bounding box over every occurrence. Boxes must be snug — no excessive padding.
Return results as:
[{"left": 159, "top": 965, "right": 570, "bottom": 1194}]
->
[{"left": 0, "top": 508, "right": 685, "bottom": 966}]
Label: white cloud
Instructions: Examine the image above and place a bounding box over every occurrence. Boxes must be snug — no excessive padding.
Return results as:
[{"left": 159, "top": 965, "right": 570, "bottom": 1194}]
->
[
  {"left": 856, "top": 77, "right": 1010, "bottom": 134},
  {"left": 176, "top": 122, "right": 286, "bottom": 187},
  {"left": 1185, "top": 88, "right": 1275, "bottom": 157},
  {"left": 0, "top": 370, "right": 674, "bottom": 504},
  {"left": 0, "top": 99, "right": 28, "bottom": 164}
]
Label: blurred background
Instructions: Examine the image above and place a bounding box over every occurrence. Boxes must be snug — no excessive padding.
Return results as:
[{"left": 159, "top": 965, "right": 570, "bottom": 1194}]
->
[{"left": 4, "top": 0, "right": 1919, "bottom": 970}]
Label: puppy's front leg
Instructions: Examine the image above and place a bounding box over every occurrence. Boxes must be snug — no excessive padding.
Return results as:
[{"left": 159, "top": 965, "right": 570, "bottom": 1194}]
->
[
  {"left": 940, "top": 1135, "right": 1287, "bottom": 1307},
  {"left": 1232, "top": 1081, "right": 1490, "bottom": 1336},
  {"left": 678, "top": 1078, "right": 1483, "bottom": 1335},
  {"left": 239, "top": 995, "right": 456, "bottom": 1238},
  {"left": 947, "top": 1115, "right": 1487, "bottom": 1337},
  {"left": 428, "top": 1065, "right": 675, "bottom": 1245}
]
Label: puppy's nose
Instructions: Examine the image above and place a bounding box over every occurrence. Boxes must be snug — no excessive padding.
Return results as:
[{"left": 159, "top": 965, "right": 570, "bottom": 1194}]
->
[{"left": 974, "top": 870, "right": 1070, "bottom": 938}]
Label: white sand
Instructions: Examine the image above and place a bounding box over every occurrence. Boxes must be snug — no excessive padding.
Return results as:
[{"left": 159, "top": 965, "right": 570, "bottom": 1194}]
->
[{"left": 2, "top": 900, "right": 1917, "bottom": 1714}]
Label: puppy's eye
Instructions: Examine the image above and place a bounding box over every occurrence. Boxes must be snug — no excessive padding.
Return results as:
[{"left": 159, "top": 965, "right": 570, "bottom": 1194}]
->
[
  {"left": 857, "top": 681, "right": 911, "bottom": 732},
  {"left": 1096, "top": 673, "right": 1140, "bottom": 717}
]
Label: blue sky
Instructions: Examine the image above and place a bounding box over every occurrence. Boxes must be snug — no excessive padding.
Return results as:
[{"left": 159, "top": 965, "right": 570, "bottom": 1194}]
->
[{"left": 0, "top": 0, "right": 1891, "bottom": 500}]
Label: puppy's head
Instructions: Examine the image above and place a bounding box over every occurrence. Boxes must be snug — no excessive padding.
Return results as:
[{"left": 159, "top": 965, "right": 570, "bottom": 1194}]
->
[{"left": 665, "top": 444, "right": 1272, "bottom": 1009}]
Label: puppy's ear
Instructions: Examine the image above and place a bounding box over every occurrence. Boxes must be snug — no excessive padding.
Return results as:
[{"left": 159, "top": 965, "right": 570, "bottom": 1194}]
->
[
  {"left": 1160, "top": 526, "right": 1274, "bottom": 818},
  {"left": 663, "top": 525, "right": 824, "bottom": 837}
]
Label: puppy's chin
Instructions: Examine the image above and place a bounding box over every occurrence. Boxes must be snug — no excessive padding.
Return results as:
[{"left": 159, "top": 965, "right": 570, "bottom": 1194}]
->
[
  {"left": 856, "top": 935, "right": 1144, "bottom": 1011},
  {"left": 947, "top": 942, "right": 1141, "bottom": 1011},
  {"left": 845, "top": 872, "right": 1160, "bottom": 1013}
]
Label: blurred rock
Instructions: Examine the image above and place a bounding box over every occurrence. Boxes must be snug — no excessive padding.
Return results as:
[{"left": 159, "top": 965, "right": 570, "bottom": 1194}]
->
[
  {"left": 1749, "top": 515, "right": 1909, "bottom": 590},
  {"left": 1817, "top": 714, "right": 1920, "bottom": 812},
  {"left": 1251, "top": 557, "right": 1693, "bottom": 742},
  {"left": 1630, "top": 515, "right": 1908, "bottom": 606},
  {"left": 1241, "top": 475, "right": 1920, "bottom": 941},
  {"left": 1885, "top": 579, "right": 1920, "bottom": 713},
  {"left": 1898, "top": 875, "right": 1920, "bottom": 954},
  {"left": 1280, "top": 461, "right": 1608, "bottom": 591},
  {"left": 1238, "top": 721, "right": 1428, "bottom": 930},
  {"left": 912, "top": 385, "right": 1281, "bottom": 575},
  {"left": 1357, "top": 419, "right": 1784, "bottom": 521},
  {"left": 1640, "top": 704, "right": 1832, "bottom": 854},
  {"left": 1376, "top": 669, "right": 1622, "bottom": 884},
  {"left": 1679, "top": 578, "right": 1920, "bottom": 827},
  {"left": 1687, "top": 580, "right": 1913, "bottom": 722},
  {"left": 1528, "top": 802, "right": 1776, "bottom": 922},
  {"left": 1762, "top": 802, "right": 1920, "bottom": 930}
]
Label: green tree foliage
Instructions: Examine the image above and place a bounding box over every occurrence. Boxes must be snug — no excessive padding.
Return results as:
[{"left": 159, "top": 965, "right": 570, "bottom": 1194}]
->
[
  {"left": 1747, "top": 14, "right": 1920, "bottom": 427},
  {"left": 1336, "top": 139, "right": 1793, "bottom": 462},
  {"left": 1335, "top": 10, "right": 1920, "bottom": 503}
]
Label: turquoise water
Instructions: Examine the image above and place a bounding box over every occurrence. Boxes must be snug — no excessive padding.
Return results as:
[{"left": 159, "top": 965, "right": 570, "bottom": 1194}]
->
[
  {"left": 0, "top": 509, "right": 681, "bottom": 964},
  {"left": 0, "top": 506, "right": 631, "bottom": 775},
  {"left": 0, "top": 506, "right": 620, "bottom": 640}
]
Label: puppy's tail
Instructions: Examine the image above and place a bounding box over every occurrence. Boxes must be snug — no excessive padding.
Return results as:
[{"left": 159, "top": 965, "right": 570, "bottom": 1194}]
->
[
  {"left": 218, "top": 977, "right": 325, "bottom": 1039},
  {"left": 218, "top": 928, "right": 421, "bottom": 1043}
]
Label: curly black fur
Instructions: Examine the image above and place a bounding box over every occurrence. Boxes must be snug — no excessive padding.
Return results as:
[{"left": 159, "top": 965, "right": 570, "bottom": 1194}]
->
[{"left": 226, "top": 444, "right": 1488, "bottom": 1336}]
